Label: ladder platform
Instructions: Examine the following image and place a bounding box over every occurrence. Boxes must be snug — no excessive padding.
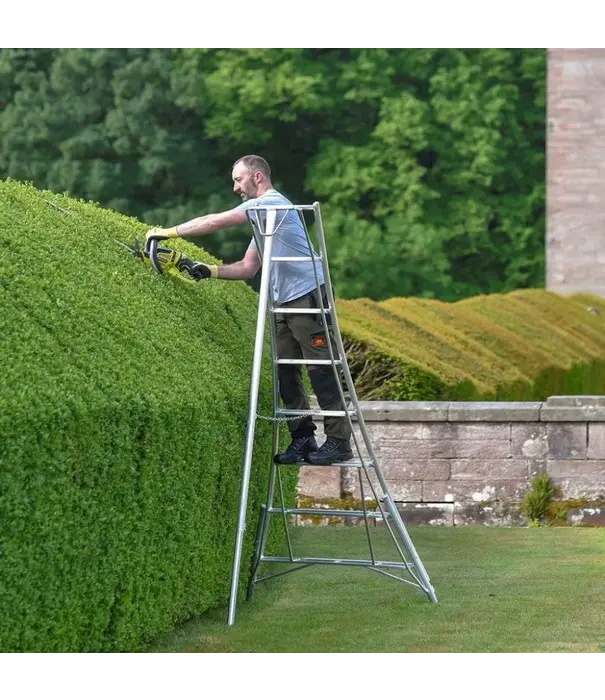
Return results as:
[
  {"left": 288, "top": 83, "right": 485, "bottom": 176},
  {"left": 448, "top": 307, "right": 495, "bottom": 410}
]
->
[
  {"left": 260, "top": 555, "right": 413, "bottom": 570},
  {"left": 271, "top": 256, "right": 323, "bottom": 263},
  {"left": 247, "top": 204, "right": 317, "bottom": 212},
  {"left": 274, "top": 458, "right": 373, "bottom": 468}
]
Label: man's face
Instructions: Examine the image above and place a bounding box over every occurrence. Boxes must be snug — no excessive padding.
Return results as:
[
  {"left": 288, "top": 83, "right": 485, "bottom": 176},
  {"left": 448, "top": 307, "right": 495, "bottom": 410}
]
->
[{"left": 232, "top": 163, "right": 258, "bottom": 201}]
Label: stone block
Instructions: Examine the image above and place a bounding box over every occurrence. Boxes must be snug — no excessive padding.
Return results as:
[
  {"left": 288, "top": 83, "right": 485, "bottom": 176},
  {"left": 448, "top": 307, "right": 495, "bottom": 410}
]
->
[
  {"left": 550, "top": 477, "right": 605, "bottom": 500},
  {"left": 382, "top": 459, "right": 450, "bottom": 481},
  {"left": 541, "top": 405, "right": 605, "bottom": 421},
  {"left": 453, "top": 501, "right": 525, "bottom": 526},
  {"left": 297, "top": 466, "right": 341, "bottom": 499},
  {"left": 546, "top": 395, "right": 605, "bottom": 407},
  {"left": 346, "top": 470, "right": 423, "bottom": 502},
  {"left": 359, "top": 401, "right": 449, "bottom": 422},
  {"left": 547, "top": 459, "right": 605, "bottom": 478},
  {"left": 547, "top": 423, "right": 587, "bottom": 459},
  {"left": 423, "top": 423, "right": 510, "bottom": 440},
  {"left": 450, "top": 459, "right": 529, "bottom": 480},
  {"left": 425, "top": 479, "right": 529, "bottom": 504},
  {"left": 448, "top": 402, "right": 542, "bottom": 422},
  {"left": 587, "top": 424, "right": 605, "bottom": 459},
  {"left": 511, "top": 424, "right": 548, "bottom": 458},
  {"left": 567, "top": 506, "right": 605, "bottom": 526},
  {"left": 392, "top": 502, "right": 454, "bottom": 526}
]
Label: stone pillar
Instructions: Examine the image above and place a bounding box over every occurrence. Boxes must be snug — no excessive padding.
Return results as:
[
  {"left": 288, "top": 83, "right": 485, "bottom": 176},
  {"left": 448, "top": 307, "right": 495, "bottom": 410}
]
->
[{"left": 547, "top": 48, "right": 605, "bottom": 297}]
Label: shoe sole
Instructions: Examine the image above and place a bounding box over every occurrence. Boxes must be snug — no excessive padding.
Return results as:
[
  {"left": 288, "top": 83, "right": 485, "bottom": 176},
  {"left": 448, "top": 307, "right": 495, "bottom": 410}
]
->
[
  {"left": 304, "top": 454, "right": 354, "bottom": 466},
  {"left": 274, "top": 451, "right": 317, "bottom": 465}
]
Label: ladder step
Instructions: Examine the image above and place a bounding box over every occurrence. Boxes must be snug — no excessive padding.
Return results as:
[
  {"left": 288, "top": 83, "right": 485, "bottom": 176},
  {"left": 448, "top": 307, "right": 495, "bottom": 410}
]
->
[
  {"left": 276, "top": 459, "right": 375, "bottom": 469},
  {"left": 271, "top": 256, "right": 323, "bottom": 262},
  {"left": 276, "top": 359, "right": 341, "bottom": 366},
  {"left": 274, "top": 459, "right": 373, "bottom": 468},
  {"left": 276, "top": 408, "right": 356, "bottom": 418},
  {"left": 270, "top": 307, "right": 331, "bottom": 315},
  {"left": 269, "top": 507, "right": 382, "bottom": 517},
  {"left": 260, "top": 556, "right": 413, "bottom": 570}
]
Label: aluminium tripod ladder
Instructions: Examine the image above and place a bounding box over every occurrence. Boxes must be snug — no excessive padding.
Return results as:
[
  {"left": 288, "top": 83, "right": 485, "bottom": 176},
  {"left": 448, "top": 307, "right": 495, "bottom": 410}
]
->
[{"left": 227, "top": 202, "right": 438, "bottom": 625}]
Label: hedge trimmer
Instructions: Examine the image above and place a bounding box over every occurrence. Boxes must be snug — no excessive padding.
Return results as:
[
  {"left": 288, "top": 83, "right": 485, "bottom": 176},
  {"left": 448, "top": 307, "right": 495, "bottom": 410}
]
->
[{"left": 114, "top": 237, "right": 211, "bottom": 281}]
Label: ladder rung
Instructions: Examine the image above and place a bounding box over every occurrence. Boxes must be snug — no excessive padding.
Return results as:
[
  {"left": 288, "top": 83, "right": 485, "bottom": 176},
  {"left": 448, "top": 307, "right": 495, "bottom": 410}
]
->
[
  {"left": 275, "top": 459, "right": 373, "bottom": 468},
  {"left": 271, "top": 256, "right": 323, "bottom": 262},
  {"left": 260, "top": 556, "right": 413, "bottom": 570},
  {"left": 276, "top": 408, "right": 356, "bottom": 417},
  {"left": 276, "top": 459, "right": 374, "bottom": 469},
  {"left": 276, "top": 359, "right": 341, "bottom": 365},
  {"left": 269, "top": 507, "right": 382, "bottom": 517},
  {"left": 270, "top": 307, "right": 331, "bottom": 314}
]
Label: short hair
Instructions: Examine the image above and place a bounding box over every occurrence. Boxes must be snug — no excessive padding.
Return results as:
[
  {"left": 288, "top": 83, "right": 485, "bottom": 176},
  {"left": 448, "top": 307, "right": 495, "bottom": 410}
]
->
[{"left": 233, "top": 155, "right": 271, "bottom": 180}]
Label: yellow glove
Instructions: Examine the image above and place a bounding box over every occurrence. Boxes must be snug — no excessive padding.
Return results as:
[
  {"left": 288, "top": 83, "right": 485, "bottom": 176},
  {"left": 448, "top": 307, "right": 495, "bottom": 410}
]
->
[
  {"left": 190, "top": 262, "right": 219, "bottom": 279},
  {"left": 145, "top": 226, "right": 180, "bottom": 246}
]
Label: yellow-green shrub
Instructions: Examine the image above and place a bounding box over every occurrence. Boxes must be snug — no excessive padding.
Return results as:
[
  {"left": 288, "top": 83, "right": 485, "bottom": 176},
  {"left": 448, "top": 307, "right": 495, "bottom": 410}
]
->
[
  {"left": 336, "top": 289, "right": 605, "bottom": 400},
  {"left": 0, "top": 179, "right": 289, "bottom": 651}
]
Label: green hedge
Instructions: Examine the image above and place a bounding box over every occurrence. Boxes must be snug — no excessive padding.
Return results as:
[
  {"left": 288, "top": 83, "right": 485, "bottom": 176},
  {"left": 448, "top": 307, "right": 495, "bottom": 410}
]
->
[
  {"left": 336, "top": 290, "right": 605, "bottom": 400},
  {"left": 0, "top": 179, "right": 292, "bottom": 651}
]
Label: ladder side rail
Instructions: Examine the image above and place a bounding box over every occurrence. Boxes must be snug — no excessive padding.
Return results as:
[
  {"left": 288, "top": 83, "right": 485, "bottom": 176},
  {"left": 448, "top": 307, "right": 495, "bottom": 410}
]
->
[
  {"left": 297, "top": 207, "right": 383, "bottom": 563},
  {"left": 247, "top": 311, "right": 283, "bottom": 599},
  {"left": 266, "top": 249, "right": 297, "bottom": 563},
  {"left": 313, "top": 203, "right": 437, "bottom": 599},
  {"left": 311, "top": 203, "right": 375, "bottom": 465},
  {"left": 228, "top": 211, "right": 277, "bottom": 626},
  {"left": 309, "top": 205, "right": 427, "bottom": 578},
  {"left": 248, "top": 207, "right": 309, "bottom": 589},
  {"left": 294, "top": 209, "right": 356, "bottom": 427}
]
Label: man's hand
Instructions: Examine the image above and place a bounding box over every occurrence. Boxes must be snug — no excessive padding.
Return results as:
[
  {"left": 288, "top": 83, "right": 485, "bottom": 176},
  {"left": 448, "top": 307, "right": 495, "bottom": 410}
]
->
[
  {"left": 145, "top": 226, "right": 179, "bottom": 247},
  {"left": 189, "top": 262, "right": 219, "bottom": 280}
]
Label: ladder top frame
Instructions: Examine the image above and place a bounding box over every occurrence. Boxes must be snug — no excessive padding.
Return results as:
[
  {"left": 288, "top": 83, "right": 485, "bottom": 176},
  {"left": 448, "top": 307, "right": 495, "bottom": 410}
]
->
[{"left": 246, "top": 202, "right": 318, "bottom": 213}]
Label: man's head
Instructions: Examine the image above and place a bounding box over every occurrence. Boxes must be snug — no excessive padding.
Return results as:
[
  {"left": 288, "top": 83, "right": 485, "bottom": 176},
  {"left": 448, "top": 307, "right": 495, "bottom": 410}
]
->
[{"left": 232, "top": 155, "right": 272, "bottom": 201}]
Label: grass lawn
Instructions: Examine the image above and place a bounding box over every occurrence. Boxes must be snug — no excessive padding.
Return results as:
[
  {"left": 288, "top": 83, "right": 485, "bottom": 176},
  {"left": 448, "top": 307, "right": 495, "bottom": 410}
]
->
[{"left": 149, "top": 526, "right": 605, "bottom": 653}]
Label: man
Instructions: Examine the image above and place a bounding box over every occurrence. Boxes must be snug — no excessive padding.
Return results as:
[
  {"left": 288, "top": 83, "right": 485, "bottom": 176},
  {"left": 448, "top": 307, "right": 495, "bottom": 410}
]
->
[{"left": 145, "top": 155, "right": 353, "bottom": 466}]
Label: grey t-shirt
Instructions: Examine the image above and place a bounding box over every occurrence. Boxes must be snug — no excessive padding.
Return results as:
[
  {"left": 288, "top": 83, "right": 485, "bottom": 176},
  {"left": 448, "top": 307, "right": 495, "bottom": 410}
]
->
[{"left": 237, "top": 189, "right": 325, "bottom": 305}]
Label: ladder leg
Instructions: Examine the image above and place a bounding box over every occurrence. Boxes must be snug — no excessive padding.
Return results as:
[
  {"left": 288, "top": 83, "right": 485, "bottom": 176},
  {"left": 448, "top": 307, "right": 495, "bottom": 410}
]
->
[
  {"left": 382, "top": 494, "right": 438, "bottom": 602},
  {"left": 313, "top": 202, "right": 438, "bottom": 603},
  {"left": 227, "top": 218, "right": 276, "bottom": 626},
  {"left": 247, "top": 504, "right": 267, "bottom": 601},
  {"left": 248, "top": 308, "right": 291, "bottom": 601}
]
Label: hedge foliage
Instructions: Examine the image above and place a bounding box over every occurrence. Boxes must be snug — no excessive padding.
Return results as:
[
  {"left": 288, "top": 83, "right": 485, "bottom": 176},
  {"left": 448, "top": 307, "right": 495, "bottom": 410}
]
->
[
  {"left": 0, "top": 179, "right": 291, "bottom": 652},
  {"left": 337, "top": 289, "right": 605, "bottom": 400}
]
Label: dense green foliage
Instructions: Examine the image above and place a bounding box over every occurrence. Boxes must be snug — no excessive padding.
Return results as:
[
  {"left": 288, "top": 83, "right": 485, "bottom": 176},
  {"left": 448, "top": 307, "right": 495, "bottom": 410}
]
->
[
  {"left": 0, "top": 179, "right": 292, "bottom": 651},
  {"left": 0, "top": 48, "right": 546, "bottom": 301}
]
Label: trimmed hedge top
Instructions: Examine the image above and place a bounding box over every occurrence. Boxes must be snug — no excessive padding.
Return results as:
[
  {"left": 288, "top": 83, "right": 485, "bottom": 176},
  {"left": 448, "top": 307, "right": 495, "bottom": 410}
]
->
[
  {"left": 336, "top": 289, "right": 605, "bottom": 400},
  {"left": 1, "top": 180, "right": 258, "bottom": 412}
]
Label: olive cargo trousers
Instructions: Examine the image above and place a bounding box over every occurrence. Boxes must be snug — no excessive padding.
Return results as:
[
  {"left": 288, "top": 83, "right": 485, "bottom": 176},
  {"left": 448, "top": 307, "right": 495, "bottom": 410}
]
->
[{"left": 275, "top": 284, "right": 351, "bottom": 442}]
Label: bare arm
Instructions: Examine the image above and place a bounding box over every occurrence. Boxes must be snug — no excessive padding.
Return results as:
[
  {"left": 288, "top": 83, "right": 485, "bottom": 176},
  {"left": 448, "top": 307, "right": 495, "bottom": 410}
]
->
[
  {"left": 215, "top": 244, "right": 262, "bottom": 280},
  {"left": 176, "top": 207, "right": 248, "bottom": 237}
]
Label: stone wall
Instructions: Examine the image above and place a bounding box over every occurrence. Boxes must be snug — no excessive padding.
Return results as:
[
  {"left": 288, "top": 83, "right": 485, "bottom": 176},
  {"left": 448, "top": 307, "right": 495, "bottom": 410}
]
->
[
  {"left": 297, "top": 396, "right": 605, "bottom": 526},
  {"left": 547, "top": 48, "right": 605, "bottom": 297}
]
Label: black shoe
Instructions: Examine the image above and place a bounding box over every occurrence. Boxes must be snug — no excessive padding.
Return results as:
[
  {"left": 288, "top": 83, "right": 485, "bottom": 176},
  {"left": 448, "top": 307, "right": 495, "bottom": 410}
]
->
[
  {"left": 274, "top": 435, "right": 318, "bottom": 464},
  {"left": 304, "top": 437, "right": 353, "bottom": 465}
]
